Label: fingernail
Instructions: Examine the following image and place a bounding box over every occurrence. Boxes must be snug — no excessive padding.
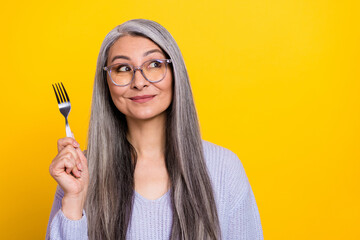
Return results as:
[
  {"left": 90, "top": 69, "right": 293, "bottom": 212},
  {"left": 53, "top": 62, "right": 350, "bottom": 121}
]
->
[
  {"left": 77, "top": 163, "right": 83, "bottom": 171},
  {"left": 73, "top": 141, "right": 80, "bottom": 147}
]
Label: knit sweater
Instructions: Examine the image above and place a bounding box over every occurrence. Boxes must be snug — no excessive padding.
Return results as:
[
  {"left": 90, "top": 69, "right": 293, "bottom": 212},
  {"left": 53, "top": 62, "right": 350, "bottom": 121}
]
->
[{"left": 46, "top": 140, "right": 263, "bottom": 239}]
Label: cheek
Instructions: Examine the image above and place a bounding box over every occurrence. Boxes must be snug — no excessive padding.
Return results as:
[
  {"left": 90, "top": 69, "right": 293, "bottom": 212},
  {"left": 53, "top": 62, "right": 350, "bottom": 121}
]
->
[
  {"left": 108, "top": 84, "right": 127, "bottom": 107},
  {"left": 162, "top": 73, "right": 173, "bottom": 98},
  {"left": 167, "top": 79, "right": 173, "bottom": 102},
  {"left": 157, "top": 81, "right": 173, "bottom": 108},
  {"left": 167, "top": 84, "right": 173, "bottom": 102}
]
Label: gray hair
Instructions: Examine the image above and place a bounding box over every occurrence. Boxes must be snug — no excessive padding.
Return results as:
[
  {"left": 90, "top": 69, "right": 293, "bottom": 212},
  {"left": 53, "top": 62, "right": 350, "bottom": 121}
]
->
[{"left": 86, "top": 19, "right": 220, "bottom": 240}]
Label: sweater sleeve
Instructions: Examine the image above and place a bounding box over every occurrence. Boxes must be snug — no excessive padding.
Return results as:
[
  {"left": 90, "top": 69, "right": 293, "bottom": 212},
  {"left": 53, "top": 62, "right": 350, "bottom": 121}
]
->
[
  {"left": 46, "top": 185, "right": 88, "bottom": 240},
  {"left": 202, "top": 140, "right": 263, "bottom": 239},
  {"left": 226, "top": 185, "right": 263, "bottom": 240},
  {"left": 224, "top": 151, "right": 263, "bottom": 240}
]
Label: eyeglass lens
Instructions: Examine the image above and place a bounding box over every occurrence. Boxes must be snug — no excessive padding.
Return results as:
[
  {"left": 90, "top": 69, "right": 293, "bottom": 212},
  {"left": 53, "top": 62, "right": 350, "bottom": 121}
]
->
[{"left": 109, "top": 59, "right": 168, "bottom": 86}]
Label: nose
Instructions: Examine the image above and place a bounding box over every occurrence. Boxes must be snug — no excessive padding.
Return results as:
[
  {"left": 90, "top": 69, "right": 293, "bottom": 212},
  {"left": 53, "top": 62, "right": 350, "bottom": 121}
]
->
[{"left": 131, "top": 69, "right": 148, "bottom": 90}]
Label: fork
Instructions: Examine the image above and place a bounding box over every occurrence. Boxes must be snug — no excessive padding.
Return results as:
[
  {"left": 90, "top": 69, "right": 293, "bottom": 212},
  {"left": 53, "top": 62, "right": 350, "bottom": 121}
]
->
[{"left": 52, "top": 82, "right": 72, "bottom": 137}]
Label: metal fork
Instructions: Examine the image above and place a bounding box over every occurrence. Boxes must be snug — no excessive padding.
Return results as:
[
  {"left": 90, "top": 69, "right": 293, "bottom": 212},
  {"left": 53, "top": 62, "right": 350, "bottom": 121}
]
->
[{"left": 52, "top": 82, "right": 72, "bottom": 137}]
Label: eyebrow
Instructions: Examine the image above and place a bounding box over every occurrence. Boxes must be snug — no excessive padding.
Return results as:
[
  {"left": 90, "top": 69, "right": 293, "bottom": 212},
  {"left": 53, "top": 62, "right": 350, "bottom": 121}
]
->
[
  {"left": 110, "top": 49, "right": 165, "bottom": 63},
  {"left": 143, "top": 49, "right": 164, "bottom": 57},
  {"left": 111, "top": 55, "right": 130, "bottom": 63}
]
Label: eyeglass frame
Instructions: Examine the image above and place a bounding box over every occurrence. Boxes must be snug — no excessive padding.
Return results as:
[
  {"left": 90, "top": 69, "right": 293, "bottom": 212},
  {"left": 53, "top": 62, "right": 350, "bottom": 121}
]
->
[{"left": 103, "top": 59, "right": 172, "bottom": 87}]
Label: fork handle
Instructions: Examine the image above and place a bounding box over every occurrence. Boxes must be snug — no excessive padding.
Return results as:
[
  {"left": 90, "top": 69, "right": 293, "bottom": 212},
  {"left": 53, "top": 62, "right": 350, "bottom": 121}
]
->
[{"left": 65, "top": 122, "right": 72, "bottom": 138}]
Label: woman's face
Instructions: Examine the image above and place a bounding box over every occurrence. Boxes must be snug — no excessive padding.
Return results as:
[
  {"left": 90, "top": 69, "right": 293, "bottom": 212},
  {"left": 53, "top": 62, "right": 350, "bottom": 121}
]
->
[{"left": 106, "top": 35, "right": 173, "bottom": 121}]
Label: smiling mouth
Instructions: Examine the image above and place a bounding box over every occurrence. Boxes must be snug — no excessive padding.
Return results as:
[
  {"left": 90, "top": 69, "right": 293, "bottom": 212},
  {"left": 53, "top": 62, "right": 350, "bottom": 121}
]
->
[{"left": 129, "top": 95, "right": 156, "bottom": 103}]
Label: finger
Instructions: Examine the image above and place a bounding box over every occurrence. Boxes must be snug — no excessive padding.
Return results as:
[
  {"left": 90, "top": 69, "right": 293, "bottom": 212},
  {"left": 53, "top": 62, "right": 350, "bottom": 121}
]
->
[
  {"left": 63, "top": 157, "right": 82, "bottom": 178},
  {"left": 57, "top": 145, "right": 80, "bottom": 164},
  {"left": 51, "top": 150, "right": 81, "bottom": 178},
  {"left": 75, "top": 148, "right": 87, "bottom": 171},
  {"left": 63, "top": 145, "right": 83, "bottom": 173},
  {"left": 53, "top": 145, "right": 83, "bottom": 178},
  {"left": 62, "top": 145, "right": 86, "bottom": 172},
  {"left": 57, "top": 137, "right": 80, "bottom": 152}
]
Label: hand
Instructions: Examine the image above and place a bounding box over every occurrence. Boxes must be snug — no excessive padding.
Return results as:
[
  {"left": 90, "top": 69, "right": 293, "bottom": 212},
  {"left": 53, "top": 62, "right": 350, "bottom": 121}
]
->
[{"left": 49, "top": 137, "right": 89, "bottom": 220}]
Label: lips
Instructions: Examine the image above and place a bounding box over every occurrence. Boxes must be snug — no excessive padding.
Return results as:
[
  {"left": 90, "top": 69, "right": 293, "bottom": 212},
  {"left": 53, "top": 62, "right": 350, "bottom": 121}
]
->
[{"left": 129, "top": 95, "right": 156, "bottom": 103}]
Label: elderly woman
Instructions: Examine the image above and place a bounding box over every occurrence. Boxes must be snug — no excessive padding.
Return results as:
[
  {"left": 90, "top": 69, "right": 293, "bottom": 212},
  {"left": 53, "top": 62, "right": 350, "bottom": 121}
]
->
[{"left": 46, "top": 19, "right": 263, "bottom": 240}]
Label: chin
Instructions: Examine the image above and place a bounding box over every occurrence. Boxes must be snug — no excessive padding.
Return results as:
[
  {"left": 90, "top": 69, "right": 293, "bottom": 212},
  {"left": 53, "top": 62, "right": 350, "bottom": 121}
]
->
[{"left": 126, "top": 110, "right": 167, "bottom": 121}]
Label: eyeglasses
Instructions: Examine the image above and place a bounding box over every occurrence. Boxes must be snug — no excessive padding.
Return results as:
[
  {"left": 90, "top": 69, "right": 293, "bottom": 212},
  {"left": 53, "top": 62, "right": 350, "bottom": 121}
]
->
[{"left": 103, "top": 59, "right": 172, "bottom": 87}]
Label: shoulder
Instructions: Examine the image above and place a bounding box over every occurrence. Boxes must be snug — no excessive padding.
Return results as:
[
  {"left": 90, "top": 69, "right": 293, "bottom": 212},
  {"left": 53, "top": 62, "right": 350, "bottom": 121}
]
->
[
  {"left": 201, "top": 140, "right": 250, "bottom": 207},
  {"left": 202, "top": 140, "right": 246, "bottom": 178}
]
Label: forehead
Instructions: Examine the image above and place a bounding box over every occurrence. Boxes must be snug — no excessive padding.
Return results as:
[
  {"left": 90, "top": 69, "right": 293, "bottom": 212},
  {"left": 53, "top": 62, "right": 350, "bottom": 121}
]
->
[{"left": 108, "top": 35, "right": 165, "bottom": 60}]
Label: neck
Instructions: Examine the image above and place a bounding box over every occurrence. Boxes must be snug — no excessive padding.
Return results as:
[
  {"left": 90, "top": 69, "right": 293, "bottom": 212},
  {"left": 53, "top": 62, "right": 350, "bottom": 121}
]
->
[{"left": 126, "top": 113, "right": 166, "bottom": 160}]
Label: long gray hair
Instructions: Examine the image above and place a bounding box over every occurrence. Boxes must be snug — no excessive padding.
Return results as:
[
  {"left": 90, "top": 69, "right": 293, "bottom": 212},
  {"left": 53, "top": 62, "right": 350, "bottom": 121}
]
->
[{"left": 86, "top": 19, "right": 220, "bottom": 240}]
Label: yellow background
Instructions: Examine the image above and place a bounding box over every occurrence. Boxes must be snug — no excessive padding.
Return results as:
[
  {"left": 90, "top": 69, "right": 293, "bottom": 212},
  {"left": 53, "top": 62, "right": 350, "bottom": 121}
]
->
[{"left": 0, "top": 0, "right": 359, "bottom": 239}]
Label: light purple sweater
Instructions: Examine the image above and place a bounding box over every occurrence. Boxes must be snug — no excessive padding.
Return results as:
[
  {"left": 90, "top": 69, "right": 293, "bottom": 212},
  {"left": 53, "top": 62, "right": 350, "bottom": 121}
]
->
[{"left": 46, "top": 141, "right": 263, "bottom": 239}]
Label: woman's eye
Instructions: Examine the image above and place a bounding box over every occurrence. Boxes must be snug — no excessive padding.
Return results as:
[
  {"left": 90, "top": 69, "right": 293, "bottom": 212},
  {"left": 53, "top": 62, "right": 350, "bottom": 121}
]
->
[
  {"left": 149, "top": 61, "right": 162, "bottom": 68},
  {"left": 115, "top": 65, "right": 131, "bottom": 72}
]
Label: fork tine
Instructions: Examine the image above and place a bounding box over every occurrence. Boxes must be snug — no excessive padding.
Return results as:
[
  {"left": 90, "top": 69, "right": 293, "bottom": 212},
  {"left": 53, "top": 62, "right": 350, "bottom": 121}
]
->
[
  {"left": 58, "top": 82, "right": 67, "bottom": 103},
  {"left": 52, "top": 84, "right": 60, "bottom": 104},
  {"left": 55, "top": 83, "right": 64, "bottom": 103},
  {"left": 61, "top": 82, "right": 70, "bottom": 102}
]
